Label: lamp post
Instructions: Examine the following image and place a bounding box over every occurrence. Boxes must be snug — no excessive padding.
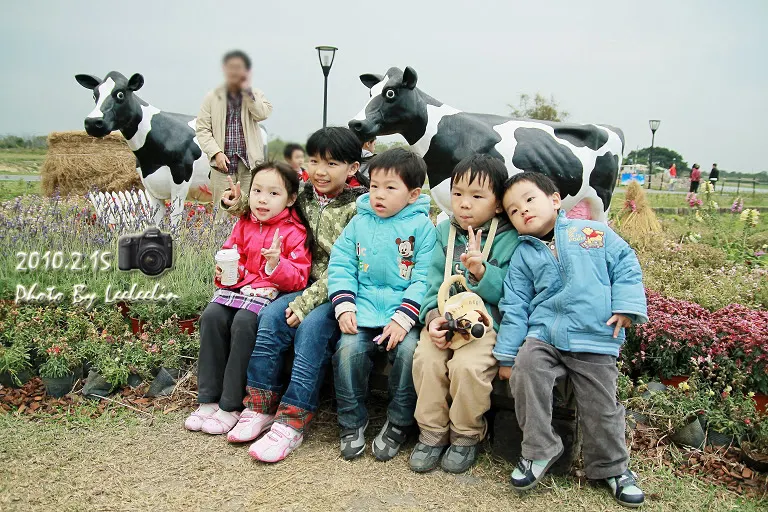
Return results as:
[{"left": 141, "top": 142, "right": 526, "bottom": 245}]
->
[
  {"left": 648, "top": 119, "right": 660, "bottom": 189},
  {"left": 315, "top": 46, "right": 338, "bottom": 128}
]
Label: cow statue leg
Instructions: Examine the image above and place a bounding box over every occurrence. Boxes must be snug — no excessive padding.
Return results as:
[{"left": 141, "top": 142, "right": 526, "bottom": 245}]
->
[
  {"left": 145, "top": 192, "right": 166, "bottom": 227},
  {"left": 168, "top": 177, "right": 192, "bottom": 231}
]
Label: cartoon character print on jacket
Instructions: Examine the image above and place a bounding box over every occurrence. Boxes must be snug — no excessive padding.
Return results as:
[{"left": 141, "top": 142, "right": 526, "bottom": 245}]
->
[{"left": 396, "top": 236, "right": 416, "bottom": 279}]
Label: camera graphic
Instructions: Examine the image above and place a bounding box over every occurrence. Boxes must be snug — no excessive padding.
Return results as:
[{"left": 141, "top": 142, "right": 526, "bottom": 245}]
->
[{"left": 118, "top": 227, "right": 174, "bottom": 277}]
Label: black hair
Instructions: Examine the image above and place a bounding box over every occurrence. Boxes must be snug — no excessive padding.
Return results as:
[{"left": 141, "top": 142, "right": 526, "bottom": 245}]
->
[
  {"left": 305, "top": 127, "right": 361, "bottom": 164},
  {"left": 222, "top": 50, "right": 251, "bottom": 71},
  {"left": 450, "top": 154, "right": 508, "bottom": 200},
  {"left": 504, "top": 171, "right": 560, "bottom": 196},
  {"left": 248, "top": 161, "right": 314, "bottom": 249},
  {"left": 368, "top": 147, "right": 427, "bottom": 190},
  {"left": 283, "top": 143, "right": 305, "bottom": 160}
]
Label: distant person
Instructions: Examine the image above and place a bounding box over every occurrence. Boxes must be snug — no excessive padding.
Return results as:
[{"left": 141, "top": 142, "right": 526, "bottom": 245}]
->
[
  {"left": 689, "top": 163, "right": 701, "bottom": 193},
  {"left": 708, "top": 163, "right": 719, "bottom": 190},
  {"left": 284, "top": 143, "right": 308, "bottom": 181},
  {"left": 359, "top": 137, "right": 376, "bottom": 180},
  {"left": 667, "top": 163, "right": 677, "bottom": 191},
  {"left": 196, "top": 50, "right": 273, "bottom": 222}
]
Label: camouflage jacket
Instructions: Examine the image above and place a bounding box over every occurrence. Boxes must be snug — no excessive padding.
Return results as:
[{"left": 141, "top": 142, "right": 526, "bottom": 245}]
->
[{"left": 226, "top": 181, "right": 366, "bottom": 320}]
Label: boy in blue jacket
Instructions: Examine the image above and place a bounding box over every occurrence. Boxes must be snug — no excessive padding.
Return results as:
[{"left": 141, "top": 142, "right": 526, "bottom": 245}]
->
[
  {"left": 329, "top": 148, "right": 437, "bottom": 461},
  {"left": 497, "top": 172, "right": 648, "bottom": 508}
]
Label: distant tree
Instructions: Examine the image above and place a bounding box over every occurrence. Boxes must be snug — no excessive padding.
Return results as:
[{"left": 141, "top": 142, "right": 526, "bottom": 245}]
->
[
  {"left": 0, "top": 135, "right": 48, "bottom": 149},
  {"left": 625, "top": 147, "right": 688, "bottom": 174},
  {"left": 374, "top": 140, "right": 408, "bottom": 152},
  {"left": 509, "top": 93, "right": 569, "bottom": 122}
]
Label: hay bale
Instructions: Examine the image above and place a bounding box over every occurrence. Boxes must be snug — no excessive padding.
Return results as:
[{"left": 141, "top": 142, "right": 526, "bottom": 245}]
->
[
  {"left": 41, "top": 131, "right": 141, "bottom": 197},
  {"left": 619, "top": 180, "right": 661, "bottom": 235}
]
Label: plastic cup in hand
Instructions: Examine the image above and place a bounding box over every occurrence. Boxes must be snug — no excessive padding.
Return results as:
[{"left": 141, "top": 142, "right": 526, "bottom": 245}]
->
[{"left": 215, "top": 246, "right": 240, "bottom": 286}]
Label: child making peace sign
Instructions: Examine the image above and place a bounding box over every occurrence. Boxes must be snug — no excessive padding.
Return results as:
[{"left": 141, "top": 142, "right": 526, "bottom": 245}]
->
[{"left": 186, "top": 162, "right": 312, "bottom": 435}]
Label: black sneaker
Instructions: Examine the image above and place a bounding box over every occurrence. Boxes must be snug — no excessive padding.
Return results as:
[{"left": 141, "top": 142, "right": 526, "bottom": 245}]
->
[
  {"left": 605, "top": 470, "right": 645, "bottom": 508},
  {"left": 371, "top": 420, "right": 409, "bottom": 461},
  {"left": 339, "top": 420, "right": 368, "bottom": 460},
  {"left": 409, "top": 442, "right": 447, "bottom": 473},
  {"left": 440, "top": 444, "right": 479, "bottom": 474},
  {"left": 509, "top": 447, "right": 564, "bottom": 492}
]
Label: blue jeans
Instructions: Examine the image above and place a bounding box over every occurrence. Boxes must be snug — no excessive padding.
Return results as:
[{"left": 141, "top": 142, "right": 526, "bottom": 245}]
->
[
  {"left": 332, "top": 326, "right": 419, "bottom": 429},
  {"left": 246, "top": 291, "right": 339, "bottom": 413}
]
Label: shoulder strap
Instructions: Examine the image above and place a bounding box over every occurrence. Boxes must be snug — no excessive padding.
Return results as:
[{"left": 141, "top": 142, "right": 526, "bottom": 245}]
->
[{"left": 444, "top": 217, "right": 499, "bottom": 280}]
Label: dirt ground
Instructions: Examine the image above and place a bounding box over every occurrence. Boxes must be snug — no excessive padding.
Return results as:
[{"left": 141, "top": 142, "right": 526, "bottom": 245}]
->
[{"left": 0, "top": 401, "right": 762, "bottom": 512}]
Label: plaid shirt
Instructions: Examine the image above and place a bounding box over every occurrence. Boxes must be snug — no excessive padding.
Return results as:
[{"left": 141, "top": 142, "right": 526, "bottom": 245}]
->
[{"left": 224, "top": 91, "right": 249, "bottom": 174}]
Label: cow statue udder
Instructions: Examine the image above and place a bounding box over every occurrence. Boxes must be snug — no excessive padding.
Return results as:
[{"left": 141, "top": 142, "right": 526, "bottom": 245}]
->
[{"left": 349, "top": 67, "right": 624, "bottom": 222}]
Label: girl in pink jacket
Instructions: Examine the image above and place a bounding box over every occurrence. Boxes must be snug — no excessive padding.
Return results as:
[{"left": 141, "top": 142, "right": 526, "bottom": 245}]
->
[{"left": 186, "top": 161, "right": 313, "bottom": 435}]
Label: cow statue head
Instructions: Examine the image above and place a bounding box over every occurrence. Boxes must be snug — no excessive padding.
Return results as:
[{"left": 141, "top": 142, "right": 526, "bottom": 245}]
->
[
  {"left": 348, "top": 67, "right": 425, "bottom": 143},
  {"left": 75, "top": 71, "right": 145, "bottom": 138}
]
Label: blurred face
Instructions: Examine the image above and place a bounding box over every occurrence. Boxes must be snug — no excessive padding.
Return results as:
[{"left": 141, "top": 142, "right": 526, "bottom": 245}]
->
[
  {"left": 223, "top": 57, "right": 248, "bottom": 90},
  {"left": 450, "top": 173, "right": 502, "bottom": 230},
  {"left": 288, "top": 149, "right": 305, "bottom": 171},
  {"left": 363, "top": 139, "right": 376, "bottom": 153},
  {"left": 369, "top": 169, "right": 420, "bottom": 218},
  {"left": 306, "top": 153, "right": 359, "bottom": 196},
  {"left": 503, "top": 180, "right": 561, "bottom": 237},
  {"left": 248, "top": 169, "right": 296, "bottom": 222}
]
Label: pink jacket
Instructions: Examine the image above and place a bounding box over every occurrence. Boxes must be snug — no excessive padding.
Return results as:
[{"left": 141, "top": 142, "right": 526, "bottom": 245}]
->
[
  {"left": 215, "top": 208, "right": 311, "bottom": 292},
  {"left": 691, "top": 168, "right": 701, "bottom": 182}
]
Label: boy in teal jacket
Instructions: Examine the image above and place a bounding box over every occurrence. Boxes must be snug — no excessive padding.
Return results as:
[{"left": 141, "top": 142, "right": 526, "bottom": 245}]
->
[
  {"left": 411, "top": 155, "right": 520, "bottom": 475},
  {"left": 329, "top": 148, "right": 437, "bottom": 461}
]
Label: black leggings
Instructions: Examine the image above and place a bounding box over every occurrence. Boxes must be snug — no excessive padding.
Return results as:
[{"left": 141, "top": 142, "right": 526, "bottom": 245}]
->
[
  {"left": 197, "top": 303, "right": 259, "bottom": 411},
  {"left": 689, "top": 181, "right": 700, "bottom": 193}
]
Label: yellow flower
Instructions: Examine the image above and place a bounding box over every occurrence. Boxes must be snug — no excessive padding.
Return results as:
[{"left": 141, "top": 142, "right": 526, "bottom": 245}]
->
[
  {"left": 748, "top": 391, "right": 756, "bottom": 398},
  {"left": 724, "top": 385, "right": 733, "bottom": 394},
  {"left": 679, "top": 381, "right": 691, "bottom": 391}
]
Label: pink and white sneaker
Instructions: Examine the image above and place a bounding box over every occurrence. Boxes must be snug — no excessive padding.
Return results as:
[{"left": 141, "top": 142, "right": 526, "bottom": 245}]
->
[
  {"left": 248, "top": 422, "right": 303, "bottom": 463},
  {"left": 184, "top": 404, "right": 219, "bottom": 432},
  {"left": 227, "top": 410, "right": 275, "bottom": 443},
  {"left": 201, "top": 409, "right": 241, "bottom": 435}
]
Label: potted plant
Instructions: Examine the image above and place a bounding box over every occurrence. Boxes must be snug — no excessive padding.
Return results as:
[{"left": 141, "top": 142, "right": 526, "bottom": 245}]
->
[
  {"left": 38, "top": 343, "right": 81, "bottom": 398},
  {"left": 84, "top": 348, "right": 130, "bottom": 398},
  {"left": 741, "top": 415, "right": 768, "bottom": 472},
  {"left": 0, "top": 340, "right": 33, "bottom": 387}
]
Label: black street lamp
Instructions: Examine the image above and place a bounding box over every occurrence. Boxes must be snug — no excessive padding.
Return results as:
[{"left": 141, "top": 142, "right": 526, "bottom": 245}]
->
[
  {"left": 315, "top": 46, "right": 338, "bottom": 128},
  {"left": 648, "top": 119, "right": 660, "bottom": 189}
]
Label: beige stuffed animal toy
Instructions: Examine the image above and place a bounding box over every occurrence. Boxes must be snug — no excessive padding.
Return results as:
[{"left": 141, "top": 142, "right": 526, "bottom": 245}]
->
[{"left": 437, "top": 274, "right": 492, "bottom": 349}]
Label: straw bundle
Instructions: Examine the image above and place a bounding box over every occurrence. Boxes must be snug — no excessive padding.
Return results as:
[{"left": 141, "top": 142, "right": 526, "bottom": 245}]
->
[
  {"left": 41, "top": 131, "right": 141, "bottom": 197},
  {"left": 619, "top": 180, "right": 661, "bottom": 234}
]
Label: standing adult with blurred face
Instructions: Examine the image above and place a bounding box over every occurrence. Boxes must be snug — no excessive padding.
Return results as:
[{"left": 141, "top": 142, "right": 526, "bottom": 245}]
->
[{"left": 197, "top": 50, "right": 273, "bottom": 221}]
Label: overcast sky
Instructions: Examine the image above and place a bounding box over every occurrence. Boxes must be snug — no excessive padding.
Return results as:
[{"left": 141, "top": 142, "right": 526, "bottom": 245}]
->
[{"left": 1, "top": 1, "right": 766, "bottom": 172}]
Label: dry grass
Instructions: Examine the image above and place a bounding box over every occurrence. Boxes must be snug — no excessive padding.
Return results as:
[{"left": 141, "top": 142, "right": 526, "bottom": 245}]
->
[
  {"left": 40, "top": 131, "right": 140, "bottom": 197},
  {"left": 0, "top": 402, "right": 763, "bottom": 512}
]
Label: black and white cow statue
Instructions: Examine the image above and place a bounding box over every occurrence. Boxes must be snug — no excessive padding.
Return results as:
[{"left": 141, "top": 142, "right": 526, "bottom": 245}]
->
[
  {"left": 76, "top": 71, "right": 266, "bottom": 228},
  {"left": 349, "top": 67, "right": 624, "bottom": 222}
]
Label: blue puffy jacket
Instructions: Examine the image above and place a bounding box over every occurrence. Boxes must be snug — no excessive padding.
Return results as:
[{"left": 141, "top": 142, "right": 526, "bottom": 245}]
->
[
  {"left": 328, "top": 193, "right": 437, "bottom": 328},
  {"left": 495, "top": 211, "right": 648, "bottom": 366}
]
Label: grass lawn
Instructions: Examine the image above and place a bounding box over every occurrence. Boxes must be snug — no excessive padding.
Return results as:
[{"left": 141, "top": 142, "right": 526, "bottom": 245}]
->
[
  {"left": 0, "top": 148, "right": 46, "bottom": 174},
  {"left": 0, "top": 179, "right": 41, "bottom": 201},
  {"left": 0, "top": 404, "right": 764, "bottom": 511},
  {"left": 611, "top": 189, "right": 768, "bottom": 209}
]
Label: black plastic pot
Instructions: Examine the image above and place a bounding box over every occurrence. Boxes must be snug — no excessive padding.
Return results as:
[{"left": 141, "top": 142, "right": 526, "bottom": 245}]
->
[
  {"left": 740, "top": 439, "right": 768, "bottom": 473},
  {"left": 81, "top": 370, "right": 115, "bottom": 399},
  {"left": 707, "top": 428, "right": 738, "bottom": 448},
  {"left": 42, "top": 373, "right": 76, "bottom": 398},
  {"left": 670, "top": 417, "right": 705, "bottom": 449},
  {"left": 127, "top": 373, "right": 143, "bottom": 388},
  {"left": 0, "top": 369, "right": 34, "bottom": 388},
  {"left": 146, "top": 367, "right": 181, "bottom": 397}
]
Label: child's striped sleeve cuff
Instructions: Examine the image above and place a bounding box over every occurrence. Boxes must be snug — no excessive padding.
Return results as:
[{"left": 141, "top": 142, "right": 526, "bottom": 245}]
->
[
  {"left": 330, "top": 290, "right": 356, "bottom": 307},
  {"left": 395, "top": 299, "right": 421, "bottom": 327}
]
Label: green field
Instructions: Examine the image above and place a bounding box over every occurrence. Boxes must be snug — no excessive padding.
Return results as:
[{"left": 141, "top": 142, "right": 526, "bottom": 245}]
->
[{"left": 0, "top": 148, "right": 46, "bottom": 174}]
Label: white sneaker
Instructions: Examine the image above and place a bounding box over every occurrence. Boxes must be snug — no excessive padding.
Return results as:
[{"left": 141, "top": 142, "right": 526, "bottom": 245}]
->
[
  {"left": 248, "top": 422, "right": 303, "bottom": 463},
  {"left": 200, "top": 409, "right": 240, "bottom": 435},
  {"left": 227, "top": 410, "right": 275, "bottom": 443}
]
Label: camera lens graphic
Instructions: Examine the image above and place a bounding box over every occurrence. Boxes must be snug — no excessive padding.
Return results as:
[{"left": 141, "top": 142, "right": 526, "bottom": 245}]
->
[{"left": 138, "top": 247, "right": 167, "bottom": 276}]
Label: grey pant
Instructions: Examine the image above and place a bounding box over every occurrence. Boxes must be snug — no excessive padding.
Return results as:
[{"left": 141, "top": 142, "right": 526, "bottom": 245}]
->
[{"left": 510, "top": 338, "right": 628, "bottom": 479}]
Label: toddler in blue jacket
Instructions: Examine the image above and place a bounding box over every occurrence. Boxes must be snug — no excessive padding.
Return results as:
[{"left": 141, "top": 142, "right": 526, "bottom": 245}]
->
[
  {"left": 329, "top": 148, "right": 437, "bottom": 461},
  {"left": 497, "top": 172, "right": 648, "bottom": 508}
]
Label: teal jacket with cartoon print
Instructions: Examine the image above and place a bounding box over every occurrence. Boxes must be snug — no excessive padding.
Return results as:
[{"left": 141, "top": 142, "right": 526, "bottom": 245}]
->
[
  {"left": 495, "top": 211, "right": 648, "bottom": 367},
  {"left": 328, "top": 193, "right": 437, "bottom": 330}
]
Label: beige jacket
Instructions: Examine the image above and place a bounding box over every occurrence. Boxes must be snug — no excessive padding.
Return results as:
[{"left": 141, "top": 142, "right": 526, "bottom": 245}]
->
[{"left": 196, "top": 85, "right": 273, "bottom": 169}]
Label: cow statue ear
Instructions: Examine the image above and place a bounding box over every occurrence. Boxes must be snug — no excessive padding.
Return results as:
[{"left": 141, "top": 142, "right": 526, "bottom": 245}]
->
[
  {"left": 127, "top": 73, "right": 145, "bottom": 92},
  {"left": 402, "top": 67, "right": 418, "bottom": 90},
  {"left": 75, "top": 74, "right": 102, "bottom": 90},
  {"left": 360, "top": 73, "right": 384, "bottom": 89}
]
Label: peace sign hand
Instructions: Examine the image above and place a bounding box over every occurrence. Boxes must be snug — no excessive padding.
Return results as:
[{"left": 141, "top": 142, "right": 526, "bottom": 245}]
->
[
  {"left": 261, "top": 228, "right": 282, "bottom": 273},
  {"left": 460, "top": 225, "right": 486, "bottom": 281},
  {"left": 221, "top": 175, "right": 242, "bottom": 207}
]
